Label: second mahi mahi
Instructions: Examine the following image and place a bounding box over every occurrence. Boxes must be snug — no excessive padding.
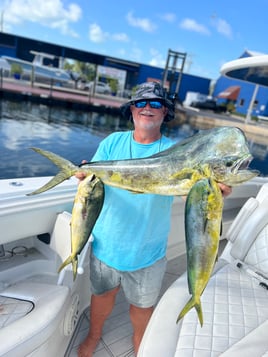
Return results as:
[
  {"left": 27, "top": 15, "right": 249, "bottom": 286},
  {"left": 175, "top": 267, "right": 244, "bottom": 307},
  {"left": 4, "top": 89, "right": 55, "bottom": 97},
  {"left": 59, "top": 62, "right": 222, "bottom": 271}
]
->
[
  {"left": 58, "top": 174, "right": 104, "bottom": 280},
  {"left": 177, "top": 174, "right": 223, "bottom": 326}
]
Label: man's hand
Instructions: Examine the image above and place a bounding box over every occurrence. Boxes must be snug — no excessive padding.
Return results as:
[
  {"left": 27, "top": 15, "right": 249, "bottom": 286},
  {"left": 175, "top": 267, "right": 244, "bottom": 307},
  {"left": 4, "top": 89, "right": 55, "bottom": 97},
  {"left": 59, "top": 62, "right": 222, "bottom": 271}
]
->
[
  {"left": 218, "top": 183, "right": 232, "bottom": 197},
  {"left": 75, "top": 160, "right": 88, "bottom": 182}
]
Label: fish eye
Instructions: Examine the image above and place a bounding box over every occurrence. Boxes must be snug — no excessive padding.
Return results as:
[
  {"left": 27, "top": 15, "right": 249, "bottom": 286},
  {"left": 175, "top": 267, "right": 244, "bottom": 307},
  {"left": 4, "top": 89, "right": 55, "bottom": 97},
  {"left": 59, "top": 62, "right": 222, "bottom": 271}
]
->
[{"left": 226, "top": 161, "right": 233, "bottom": 167}]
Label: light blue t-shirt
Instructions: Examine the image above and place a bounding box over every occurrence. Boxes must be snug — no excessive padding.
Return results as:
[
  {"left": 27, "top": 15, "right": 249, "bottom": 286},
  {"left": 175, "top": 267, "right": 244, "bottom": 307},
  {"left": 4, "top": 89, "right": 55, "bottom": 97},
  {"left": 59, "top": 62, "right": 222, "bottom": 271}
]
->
[{"left": 91, "top": 131, "right": 174, "bottom": 271}]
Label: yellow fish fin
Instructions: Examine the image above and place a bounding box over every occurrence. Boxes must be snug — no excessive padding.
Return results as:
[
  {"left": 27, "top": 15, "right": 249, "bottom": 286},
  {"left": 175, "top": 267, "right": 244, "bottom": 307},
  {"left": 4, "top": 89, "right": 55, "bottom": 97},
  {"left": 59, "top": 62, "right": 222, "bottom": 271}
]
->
[
  {"left": 176, "top": 296, "right": 203, "bottom": 326},
  {"left": 58, "top": 255, "right": 78, "bottom": 281}
]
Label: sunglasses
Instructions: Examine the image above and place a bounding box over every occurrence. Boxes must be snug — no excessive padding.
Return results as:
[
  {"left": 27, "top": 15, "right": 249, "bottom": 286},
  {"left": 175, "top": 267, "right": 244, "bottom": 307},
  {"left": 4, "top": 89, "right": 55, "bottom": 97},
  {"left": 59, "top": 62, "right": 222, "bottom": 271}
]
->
[{"left": 132, "top": 100, "right": 164, "bottom": 109}]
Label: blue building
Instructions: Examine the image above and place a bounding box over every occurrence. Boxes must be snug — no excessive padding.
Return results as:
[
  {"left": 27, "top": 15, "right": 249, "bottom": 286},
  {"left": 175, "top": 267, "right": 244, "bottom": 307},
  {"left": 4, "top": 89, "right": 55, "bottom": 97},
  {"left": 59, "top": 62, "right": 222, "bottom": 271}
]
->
[
  {"left": 3, "top": 32, "right": 266, "bottom": 117},
  {"left": 214, "top": 50, "right": 268, "bottom": 118},
  {"left": 0, "top": 32, "right": 211, "bottom": 102}
]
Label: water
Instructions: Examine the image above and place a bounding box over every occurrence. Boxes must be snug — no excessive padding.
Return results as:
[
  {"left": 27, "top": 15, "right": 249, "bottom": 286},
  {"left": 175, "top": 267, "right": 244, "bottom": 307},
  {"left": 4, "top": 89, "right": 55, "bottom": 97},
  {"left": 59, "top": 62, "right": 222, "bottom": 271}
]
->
[{"left": 0, "top": 100, "right": 267, "bottom": 179}]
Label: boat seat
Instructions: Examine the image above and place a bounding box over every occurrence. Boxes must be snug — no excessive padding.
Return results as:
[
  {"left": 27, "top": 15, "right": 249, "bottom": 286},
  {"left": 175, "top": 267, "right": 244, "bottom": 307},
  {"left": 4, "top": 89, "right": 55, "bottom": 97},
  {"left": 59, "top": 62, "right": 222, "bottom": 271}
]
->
[
  {"left": 0, "top": 211, "right": 88, "bottom": 356},
  {"left": 50, "top": 211, "right": 73, "bottom": 266},
  {"left": 138, "top": 183, "right": 268, "bottom": 357},
  {"left": 0, "top": 282, "right": 69, "bottom": 357},
  {"left": 222, "top": 183, "right": 268, "bottom": 274},
  {"left": 0, "top": 211, "right": 75, "bottom": 285},
  {"left": 50, "top": 211, "right": 92, "bottom": 284}
]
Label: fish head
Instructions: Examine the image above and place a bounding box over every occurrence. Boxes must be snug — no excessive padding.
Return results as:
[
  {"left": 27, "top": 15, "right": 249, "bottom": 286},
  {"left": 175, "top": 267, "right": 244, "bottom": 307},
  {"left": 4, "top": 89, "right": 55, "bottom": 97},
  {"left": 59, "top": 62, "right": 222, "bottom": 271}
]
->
[
  {"left": 205, "top": 127, "right": 251, "bottom": 159},
  {"left": 197, "top": 127, "right": 259, "bottom": 185},
  {"left": 208, "top": 153, "right": 259, "bottom": 185}
]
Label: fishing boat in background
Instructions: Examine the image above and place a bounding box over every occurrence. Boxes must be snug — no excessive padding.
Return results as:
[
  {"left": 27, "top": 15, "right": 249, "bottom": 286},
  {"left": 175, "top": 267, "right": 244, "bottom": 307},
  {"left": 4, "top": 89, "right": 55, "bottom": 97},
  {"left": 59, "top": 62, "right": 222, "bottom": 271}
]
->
[{"left": 1, "top": 51, "right": 72, "bottom": 86}]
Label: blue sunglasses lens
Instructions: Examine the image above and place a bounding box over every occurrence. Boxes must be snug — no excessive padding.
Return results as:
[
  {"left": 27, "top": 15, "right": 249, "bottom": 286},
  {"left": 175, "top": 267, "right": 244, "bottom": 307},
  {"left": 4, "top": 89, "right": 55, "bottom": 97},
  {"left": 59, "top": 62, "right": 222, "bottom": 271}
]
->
[{"left": 134, "top": 100, "right": 163, "bottom": 109}]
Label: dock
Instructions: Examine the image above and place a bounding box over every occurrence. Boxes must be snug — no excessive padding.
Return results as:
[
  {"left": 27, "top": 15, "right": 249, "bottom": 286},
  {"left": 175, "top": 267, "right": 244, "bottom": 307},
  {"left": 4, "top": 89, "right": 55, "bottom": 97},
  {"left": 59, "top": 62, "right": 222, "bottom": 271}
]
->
[
  {"left": 0, "top": 77, "right": 126, "bottom": 115},
  {"left": 2, "top": 76, "right": 268, "bottom": 142}
]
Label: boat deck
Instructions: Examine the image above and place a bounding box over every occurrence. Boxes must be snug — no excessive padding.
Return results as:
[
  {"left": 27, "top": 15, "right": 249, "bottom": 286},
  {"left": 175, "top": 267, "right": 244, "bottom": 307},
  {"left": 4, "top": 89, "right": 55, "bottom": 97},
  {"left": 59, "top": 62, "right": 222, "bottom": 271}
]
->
[
  {"left": 65, "top": 255, "right": 186, "bottom": 357},
  {"left": 66, "top": 240, "right": 226, "bottom": 357}
]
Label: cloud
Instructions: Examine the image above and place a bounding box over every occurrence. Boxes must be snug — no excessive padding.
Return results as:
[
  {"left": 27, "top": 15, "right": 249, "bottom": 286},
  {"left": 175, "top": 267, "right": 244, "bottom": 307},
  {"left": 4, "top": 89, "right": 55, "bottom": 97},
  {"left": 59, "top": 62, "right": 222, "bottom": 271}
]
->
[
  {"left": 130, "top": 47, "right": 143, "bottom": 62},
  {"left": 180, "top": 16, "right": 232, "bottom": 39},
  {"left": 213, "top": 18, "right": 233, "bottom": 39},
  {"left": 89, "top": 23, "right": 108, "bottom": 43},
  {"left": 160, "top": 13, "right": 177, "bottom": 23},
  {"left": 126, "top": 11, "right": 157, "bottom": 32},
  {"left": 118, "top": 45, "right": 143, "bottom": 63},
  {"left": 180, "top": 18, "right": 210, "bottom": 36},
  {"left": 111, "top": 33, "right": 129, "bottom": 42},
  {"left": 149, "top": 48, "right": 166, "bottom": 68},
  {"left": 2, "top": 0, "right": 82, "bottom": 37},
  {"left": 89, "top": 23, "right": 129, "bottom": 43}
]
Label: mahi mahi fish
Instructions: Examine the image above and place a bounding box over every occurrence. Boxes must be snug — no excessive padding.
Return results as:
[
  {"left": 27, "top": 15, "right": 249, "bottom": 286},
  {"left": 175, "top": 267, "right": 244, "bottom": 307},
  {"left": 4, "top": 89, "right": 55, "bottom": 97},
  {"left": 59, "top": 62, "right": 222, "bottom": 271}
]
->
[
  {"left": 177, "top": 174, "right": 223, "bottom": 326},
  {"left": 27, "top": 126, "right": 258, "bottom": 314},
  {"left": 58, "top": 174, "right": 104, "bottom": 280},
  {"left": 28, "top": 126, "right": 258, "bottom": 196}
]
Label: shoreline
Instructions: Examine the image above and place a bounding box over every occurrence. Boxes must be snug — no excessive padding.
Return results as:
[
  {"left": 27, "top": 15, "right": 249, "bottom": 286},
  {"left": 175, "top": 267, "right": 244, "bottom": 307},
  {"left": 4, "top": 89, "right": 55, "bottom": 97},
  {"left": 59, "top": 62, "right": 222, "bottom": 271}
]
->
[
  {"left": 1, "top": 77, "right": 268, "bottom": 146},
  {"left": 185, "top": 112, "right": 268, "bottom": 145}
]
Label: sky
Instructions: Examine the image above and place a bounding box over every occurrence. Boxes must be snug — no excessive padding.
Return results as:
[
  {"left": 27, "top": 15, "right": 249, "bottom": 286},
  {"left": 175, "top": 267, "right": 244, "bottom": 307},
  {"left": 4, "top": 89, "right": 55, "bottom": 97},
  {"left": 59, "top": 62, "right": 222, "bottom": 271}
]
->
[{"left": 1, "top": 0, "right": 268, "bottom": 80}]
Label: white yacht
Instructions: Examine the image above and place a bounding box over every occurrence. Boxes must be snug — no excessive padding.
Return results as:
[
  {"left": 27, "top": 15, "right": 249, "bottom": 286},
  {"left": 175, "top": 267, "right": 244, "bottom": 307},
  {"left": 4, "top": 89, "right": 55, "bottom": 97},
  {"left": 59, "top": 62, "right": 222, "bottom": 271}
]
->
[{"left": 2, "top": 51, "right": 71, "bottom": 85}]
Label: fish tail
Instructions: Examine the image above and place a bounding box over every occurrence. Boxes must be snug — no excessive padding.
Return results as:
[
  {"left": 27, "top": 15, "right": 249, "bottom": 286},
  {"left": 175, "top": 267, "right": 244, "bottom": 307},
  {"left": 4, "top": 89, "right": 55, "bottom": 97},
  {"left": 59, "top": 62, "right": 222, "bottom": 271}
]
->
[
  {"left": 58, "top": 255, "right": 78, "bottom": 281},
  {"left": 72, "top": 259, "right": 78, "bottom": 281},
  {"left": 176, "top": 296, "right": 203, "bottom": 326},
  {"left": 27, "top": 147, "right": 79, "bottom": 195},
  {"left": 58, "top": 255, "right": 73, "bottom": 273},
  {"left": 195, "top": 301, "right": 203, "bottom": 327}
]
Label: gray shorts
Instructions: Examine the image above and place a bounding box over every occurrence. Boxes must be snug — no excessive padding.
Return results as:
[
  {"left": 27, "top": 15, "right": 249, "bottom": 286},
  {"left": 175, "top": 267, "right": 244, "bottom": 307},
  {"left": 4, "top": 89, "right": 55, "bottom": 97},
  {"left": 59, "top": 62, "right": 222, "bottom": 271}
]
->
[{"left": 90, "top": 252, "right": 167, "bottom": 308}]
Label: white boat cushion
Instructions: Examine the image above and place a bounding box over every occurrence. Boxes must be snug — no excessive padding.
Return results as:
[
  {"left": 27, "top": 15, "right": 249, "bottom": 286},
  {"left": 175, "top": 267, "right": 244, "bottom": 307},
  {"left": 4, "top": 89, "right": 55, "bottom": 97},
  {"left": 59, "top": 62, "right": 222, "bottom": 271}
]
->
[
  {"left": 220, "top": 319, "right": 268, "bottom": 357},
  {"left": 139, "top": 263, "right": 268, "bottom": 357},
  {"left": 174, "top": 214, "right": 268, "bottom": 356},
  {"left": 49, "top": 211, "right": 72, "bottom": 265},
  {"left": 0, "top": 282, "right": 69, "bottom": 356},
  {"left": 139, "top": 183, "right": 268, "bottom": 357},
  {"left": 226, "top": 197, "right": 258, "bottom": 243},
  {"left": 174, "top": 264, "right": 268, "bottom": 357},
  {"left": 230, "top": 195, "right": 268, "bottom": 263},
  {"left": 243, "top": 224, "right": 268, "bottom": 276}
]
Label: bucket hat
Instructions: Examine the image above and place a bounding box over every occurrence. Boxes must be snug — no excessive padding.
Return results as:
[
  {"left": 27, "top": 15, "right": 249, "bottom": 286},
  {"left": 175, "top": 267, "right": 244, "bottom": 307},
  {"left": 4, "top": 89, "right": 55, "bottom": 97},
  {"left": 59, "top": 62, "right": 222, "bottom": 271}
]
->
[{"left": 120, "top": 82, "right": 175, "bottom": 122}]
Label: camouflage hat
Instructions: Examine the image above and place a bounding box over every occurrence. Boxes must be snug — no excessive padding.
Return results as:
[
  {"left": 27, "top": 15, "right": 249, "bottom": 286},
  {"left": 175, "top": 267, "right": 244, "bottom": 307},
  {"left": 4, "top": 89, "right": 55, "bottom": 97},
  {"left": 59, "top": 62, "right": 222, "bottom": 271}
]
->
[{"left": 120, "top": 82, "right": 175, "bottom": 122}]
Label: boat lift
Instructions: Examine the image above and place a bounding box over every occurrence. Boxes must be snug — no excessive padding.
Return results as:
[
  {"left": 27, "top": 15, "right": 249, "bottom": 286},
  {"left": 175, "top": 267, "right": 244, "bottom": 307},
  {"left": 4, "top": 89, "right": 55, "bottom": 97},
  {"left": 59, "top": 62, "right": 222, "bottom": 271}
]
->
[{"left": 162, "top": 49, "right": 187, "bottom": 103}]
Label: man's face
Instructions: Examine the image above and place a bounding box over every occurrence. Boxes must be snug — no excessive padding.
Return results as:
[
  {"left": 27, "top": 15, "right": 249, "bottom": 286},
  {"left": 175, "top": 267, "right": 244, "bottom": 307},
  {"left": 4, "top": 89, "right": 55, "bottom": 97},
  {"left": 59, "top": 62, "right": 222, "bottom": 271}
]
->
[{"left": 130, "top": 100, "right": 168, "bottom": 130}]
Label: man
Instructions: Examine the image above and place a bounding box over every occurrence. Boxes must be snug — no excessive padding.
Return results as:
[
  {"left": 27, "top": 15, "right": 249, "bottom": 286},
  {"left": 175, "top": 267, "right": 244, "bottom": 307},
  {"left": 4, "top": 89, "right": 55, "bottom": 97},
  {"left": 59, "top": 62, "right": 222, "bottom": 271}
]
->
[{"left": 78, "top": 82, "right": 231, "bottom": 357}]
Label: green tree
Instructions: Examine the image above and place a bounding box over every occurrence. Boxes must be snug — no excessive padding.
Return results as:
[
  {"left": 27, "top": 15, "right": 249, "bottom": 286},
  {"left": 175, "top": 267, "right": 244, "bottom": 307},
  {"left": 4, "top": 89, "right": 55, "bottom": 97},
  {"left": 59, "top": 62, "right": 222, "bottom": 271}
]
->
[{"left": 10, "top": 63, "right": 23, "bottom": 78}]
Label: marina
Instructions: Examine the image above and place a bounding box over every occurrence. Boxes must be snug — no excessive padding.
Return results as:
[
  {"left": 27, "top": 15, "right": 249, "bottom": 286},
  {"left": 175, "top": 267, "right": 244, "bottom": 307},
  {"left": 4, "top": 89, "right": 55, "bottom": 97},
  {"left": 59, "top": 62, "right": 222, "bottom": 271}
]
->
[
  {"left": 0, "top": 76, "right": 124, "bottom": 115},
  {"left": 1, "top": 98, "right": 268, "bottom": 180}
]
